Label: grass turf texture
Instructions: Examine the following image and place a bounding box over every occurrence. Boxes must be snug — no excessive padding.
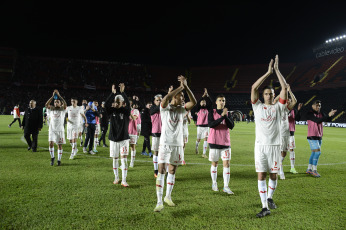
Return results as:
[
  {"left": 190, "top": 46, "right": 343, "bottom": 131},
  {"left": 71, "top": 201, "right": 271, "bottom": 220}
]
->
[{"left": 0, "top": 115, "right": 345, "bottom": 229}]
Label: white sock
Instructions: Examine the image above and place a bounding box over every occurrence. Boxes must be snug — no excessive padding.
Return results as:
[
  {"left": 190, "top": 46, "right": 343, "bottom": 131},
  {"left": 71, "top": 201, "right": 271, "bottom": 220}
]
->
[
  {"left": 308, "top": 164, "right": 312, "bottom": 170},
  {"left": 71, "top": 143, "right": 76, "bottom": 155},
  {"left": 203, "top": 141, "right": 208, "bottom": 154},
  {"left": 153, "top": 155, "right": 158, "bottom": 171},
  {"left": 211, "top": 165, "right": 217, "bottom": 184},
  {"left": 131, "top": 150, "right": 136, "bottom": 163},
  {"left": 166, "top": 173, "right": 175, "bottom": 199},
  {"left": 70, "top": 142, "right": 73, "bottom": 147},
  {"left": 313, "top": 165, "right": 317, "bottom": 171},
  {"left": 258, "top": 180, "right": 268, "bottom": 209},
  {"left": 93, "top": 138, "right": 97, "bottom": 150},
  {"left": 156, "top": 173, "right": 165, "bottom": 204},
  {"left": 268, "top": 178, "right": 277, "bottom": 199},
  {"left": 223, "top": 167, "right": 230, "bottom": 188},
  {"left": 121, "top": 158, "right": 128, "bottom": 182},
  {"left": 290, "top": 151, "right": 295, "bottom": 169},
  {"left": 58, "top": 149, "right": 63, "bottom": 161},
  {"left": 280, "top": 156, "right": 285, "bottom": 174},
  {"left": 49, "top": 147, "right": 54, "bottom": 158},
  {"left": 113, "top": 158, "right": 119, "bottom": 180}
]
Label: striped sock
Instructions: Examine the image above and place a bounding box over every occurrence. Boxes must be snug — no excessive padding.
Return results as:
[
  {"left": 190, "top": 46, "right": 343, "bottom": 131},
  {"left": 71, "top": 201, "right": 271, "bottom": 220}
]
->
[
  {"left": 203, "top": 141, "right": 208, "bottom": 154},
  {"left": 258, "top": 180, "right": 268, "bottom": 209},
  {"left": 290, "top": 150, "right": 295, "bottom": 169},
  {"left": 156, "top": 173, "right": 165, "bottom": 204},
  {"left": 49, "top": 147, "right": 54, "bottom": 158},
  {"left": 121, "top": 158, "right": 128, "bottom": 183},
  {"left": 58, "top": 149, "right": 63, "bottom": 161},
  {"left": 113, "top": 158, "right": 119, "bottom": 181},
  {"left": 223, "top": 167, "right": 230, "bottom": 188},
  {"left": 211, "top": 166, "right": 217, "bottom": 184},
  {"left": 267, "top": 178, "right": 277, "bottom": 199},
  {"left": 153, "top": 155, "right": 158, "bottom": 171},
  {"left": 166, "top": 173, "right": 175, "bottom": 199}
]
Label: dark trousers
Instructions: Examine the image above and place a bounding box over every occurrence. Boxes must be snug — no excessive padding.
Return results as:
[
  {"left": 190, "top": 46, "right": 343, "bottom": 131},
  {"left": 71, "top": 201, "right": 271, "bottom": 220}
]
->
[
  {"left": 99, "top": 125, "right": 108, "bottom": 145},
  {"left": 84, "top": 124, "right": 96, "bottom": 151},
  {"left": 24, "top": 132, "right": 38, "bottom": 150},
  {"left": 142, "top": 135, "right": 151, "bottom": 153},
  {"left": 10, "top": 118, "right": 21, "bottom": 127}
]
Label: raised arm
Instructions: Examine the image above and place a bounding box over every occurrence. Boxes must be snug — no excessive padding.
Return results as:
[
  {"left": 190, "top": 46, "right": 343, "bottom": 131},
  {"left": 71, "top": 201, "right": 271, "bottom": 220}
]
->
[
  {"left": 180, "top": 76, "right": 197, "bottom": 111},
  {"left": 161, "top": 81, "right": 184, "bottom": 108},
  {"left": 251, "top": 59, "right": 273, "bottom": 103},
  {"left": 273, "top": 55, "right": 288, "bottom": 101},
  {"left": 287, "top": 85, "right": 297, "bottom": 110},
  {"left": 45, "top": 93, "right": 54, "bottom": 109}
]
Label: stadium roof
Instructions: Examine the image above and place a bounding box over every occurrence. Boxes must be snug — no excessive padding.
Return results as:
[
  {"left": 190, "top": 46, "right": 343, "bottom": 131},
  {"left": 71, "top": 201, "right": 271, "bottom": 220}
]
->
[{"left": 0, "top": 1, "right": 345, "bottom": 66}]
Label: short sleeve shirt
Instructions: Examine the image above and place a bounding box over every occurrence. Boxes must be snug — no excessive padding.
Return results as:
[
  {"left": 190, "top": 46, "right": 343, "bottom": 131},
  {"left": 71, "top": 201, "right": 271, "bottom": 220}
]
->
[
  {"left": 160, "top": 103, "right": 186, "bottom": 147},
  {"left": 252, "top": 99, "right": 286, "bottom": 145}
]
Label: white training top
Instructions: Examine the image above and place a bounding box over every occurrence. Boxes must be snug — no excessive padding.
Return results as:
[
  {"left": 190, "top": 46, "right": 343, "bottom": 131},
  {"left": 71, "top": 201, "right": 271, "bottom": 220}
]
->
[
  {"left": 160, "top": 103, "right": 186, "bottom": 147},
  {"left": 252, "top": 99, "right": 286, "bottom": 145},
  {"left": 48, "top": 108, "right": 67, "bottom": 132},
  {"left": 279, "top": 105, "right": 290, "bottom": 137},
  {"left": 67, "top": 105, "right": 83, "bottom": 128}
]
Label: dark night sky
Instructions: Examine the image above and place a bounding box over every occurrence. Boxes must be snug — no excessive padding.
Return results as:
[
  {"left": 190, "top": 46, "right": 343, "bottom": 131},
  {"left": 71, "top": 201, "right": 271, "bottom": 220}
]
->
[{"left": 0, "top": 1, "right": 345, "bottom": 66}]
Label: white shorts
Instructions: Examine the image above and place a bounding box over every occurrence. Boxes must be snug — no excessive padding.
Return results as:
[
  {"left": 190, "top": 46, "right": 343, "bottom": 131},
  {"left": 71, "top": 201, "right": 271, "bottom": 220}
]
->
[
  {"left": 209, "top": 148, "right": 231, "bottom": 162},
  {"left": 110, "top": 140, "right": 129, "bottom": 158},
  {"left": 95, "top": 124, "right": 101, "bottom": 135},
  {"left": 197, "top": 126, "right": 209, "bottom": 140},
  {"left": 67, "top": 126, "right": 79, "bottom": 140},
  {"left": 49, "top": 131, "right": 66, "bottom": 145},
  {"left": 255, "top": 145, "right": 280, "bottom": 173},
  {"left": 280, "top": 136, "right": 290, "bottom": 152},
  {"left": 129, "top": 134, "right": 138, "bottom": 145},
  {"left": 78, "top": 124, "right": 84, "bottom": 133},
  {"left": 152, "top": 137, "right": 160, "bottom": 151},
  {"left": 158, "top": 145, "right": 184, "bottom": 165},
  {"left": 289, "top": 136, "right": 296, "bottom": 149}
]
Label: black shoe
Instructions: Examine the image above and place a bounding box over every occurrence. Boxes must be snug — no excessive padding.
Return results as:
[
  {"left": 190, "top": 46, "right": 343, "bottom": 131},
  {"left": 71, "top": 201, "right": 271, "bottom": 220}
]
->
[
  {"left": 50, "top": 157, "right": 55, "bottom": 166},
  {"left": 80, "top": 141, "right": 83, "bottom": 147},
  {"left": 57, "top": 161, "right": 61, "bottom": 166},
  {"left": 267, "top": 198, "right": 277, "bottom": 209},
  {"left": 256, "top": 208, "right": 271, "bottom": 218},
  {"left": 103, "top": 144, "right": 108, "bottom": 147},
  {"left": 32, "top": 148, "right": 37, "bottom": 152},
  {"left": 27, "top": 147, "right": 32, "bottom": 151}
]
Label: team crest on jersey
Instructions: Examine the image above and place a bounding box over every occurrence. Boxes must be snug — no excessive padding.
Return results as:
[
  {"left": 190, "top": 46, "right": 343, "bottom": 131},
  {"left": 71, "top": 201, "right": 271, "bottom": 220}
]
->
[{"left": 120, "top": 114, "right": 124, "bottom": 119}]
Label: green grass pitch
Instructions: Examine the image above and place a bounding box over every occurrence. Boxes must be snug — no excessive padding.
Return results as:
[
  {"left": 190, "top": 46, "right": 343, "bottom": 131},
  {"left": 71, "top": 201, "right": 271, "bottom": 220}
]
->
[{"left": 0, "top": 115, "right": 345, "bottom": 229}]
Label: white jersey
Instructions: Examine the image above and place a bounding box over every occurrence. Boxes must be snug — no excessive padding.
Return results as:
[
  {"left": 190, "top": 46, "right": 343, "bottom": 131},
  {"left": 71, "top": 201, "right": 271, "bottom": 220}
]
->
[
  {"left": 279, "top": 105, "right": 290, "bottom": 137},
  {"left": 67, "top": 105, "right": 83, "bottom": 127},
  {"left": 48, "top": 108, "right": 67, "bottom": 132},
  {"left": 183, "top": 111, "right": 190, "bottom": 136},
  {"left": 252, "top": 99, "right": 286, "bottom": 146},
  {"left": 160, "top": 103, "right": 186, "bottom": 147}
]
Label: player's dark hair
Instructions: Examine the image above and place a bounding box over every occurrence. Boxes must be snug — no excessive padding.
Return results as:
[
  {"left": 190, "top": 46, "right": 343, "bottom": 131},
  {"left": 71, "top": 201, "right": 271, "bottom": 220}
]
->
[
  {"left": 312, "top": 100, "right": 321, "bottom": 105},
  {"left": 262, "top": 85, "right": 274, "bottom": 92},
  {"left": 216, "top": 94, "right": 225, "bottom": 100}
]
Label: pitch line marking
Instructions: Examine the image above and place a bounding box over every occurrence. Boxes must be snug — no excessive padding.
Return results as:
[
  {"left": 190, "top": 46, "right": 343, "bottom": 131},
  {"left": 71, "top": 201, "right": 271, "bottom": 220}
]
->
[{"left": 20, "top": 136, "right": 346, "bottom": 167}]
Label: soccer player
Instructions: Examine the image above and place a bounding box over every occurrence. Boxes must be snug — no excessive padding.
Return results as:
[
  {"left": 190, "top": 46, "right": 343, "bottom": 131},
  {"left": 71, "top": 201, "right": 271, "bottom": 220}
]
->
[
  {"left": 251, "top": 55, "right": 288, "bottom": 218},
  {"left": 182, "top": 109, "right": 192, "bottom": 165},
  {"left": 305, "top": 100, "right": 336, "bottom": 177},
  {"left": 9, "top": 104, "right": 21, "bottom": 128},
  {"left": 128, "top": 100, "right": 140, "bottom": 168},
  {"left": 287, "top": 102, "right": 303, "bottom": 173},
  {"left": 79, "top": 99, "right": 88, "bottom": 147},
  {"left": 45, "top": 89, "right": 67, "bottom": 166},
  {"left": 154, "top": 75, "right": 196, "bottom": 212},
  {"left": 150, "top": 93, "right": 163, "bottom": 177},
  {"left": 105, "top": 83, "right": 131, "bottom": 187},
  {"left": 273, "top": 85, "right": 297, "bottom": 180},
  {"left": 208, "top": 94, "right": 235, "bottom": 194},
  {"left": 195, "top": 88, "right": 212, "bottom": 158},
  {"left": 98, "top": 101, "right": 109, "bottom": 147},
  {"left": 93, "top": 100, "right": 100, "bottom": 153},
  {"left": 66, "top": 98, "right": 86, "bottom": 160}
]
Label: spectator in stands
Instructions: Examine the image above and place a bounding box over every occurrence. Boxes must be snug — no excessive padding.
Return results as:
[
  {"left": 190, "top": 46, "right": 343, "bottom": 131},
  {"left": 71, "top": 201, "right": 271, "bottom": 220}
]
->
[
  {"left": 9, "top": 104, "right": 21, "bottom": 128},
  {"left": 305, "top": 100, "right": 337, "bottom": 177},
  {"left": 21, "top": 100, "right": 43, "bottom": 152}
]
